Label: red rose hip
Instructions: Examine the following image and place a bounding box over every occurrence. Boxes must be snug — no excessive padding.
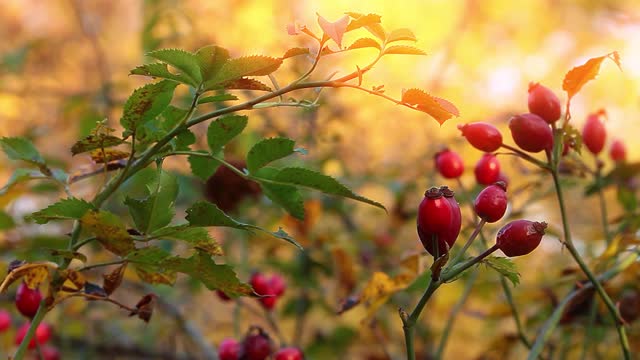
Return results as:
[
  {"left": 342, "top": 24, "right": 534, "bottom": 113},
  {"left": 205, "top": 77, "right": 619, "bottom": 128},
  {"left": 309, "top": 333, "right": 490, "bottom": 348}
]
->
[
  {"left": 269, "top": 274, "right": 286, "bottom": 297},
  {"left": 528, "top": 82, "right": 562, "bottom": 123},
  {"left": 435, "top": 149, "right": 464, "bottom": 179},
  {"left": 458, "top": 122, "right": 503, "bottom": 152},
  {"left": 219, "top": 338, "right": 240, "bottom": 360},
  {"left": 242, "top": 329, "right": 274, "bottom": 360},
  {"left": 496, "top": 220, "right": 547, "bottom": 257},
  {"left": 15, "top": 282, "right": 42, "bottom": 318},
  {"left": 610, "top": 139, "right": 627, "bottom": 162},
  {"left": 440, "top": 186, "right": 462, "bottom": 247},
  {"left": 41, "top": 346, "right": 61, "bottom": 360},
  {"left": 0, "top": 310, "right": 10, "bottom": 332},
  {"left": 15, "top": 322, "right": 52, "bottom": 349},
  {"left": 474, "top": 153, "right": 500, "bottom": 185},
  {"left": 582, "top": 111, "right": 607, "bottom": 155},
  {"left": 274, "top": 347, "right": 305, "bottom": 360},
  {"left": 509, "top": 113, "right": 553, "bottom": 153},
  {"left": 417, "top": 187, "right": 460, "bottom": 257},
  {"left": 474, "top": 182, "right": 508, "bottom": 223}
]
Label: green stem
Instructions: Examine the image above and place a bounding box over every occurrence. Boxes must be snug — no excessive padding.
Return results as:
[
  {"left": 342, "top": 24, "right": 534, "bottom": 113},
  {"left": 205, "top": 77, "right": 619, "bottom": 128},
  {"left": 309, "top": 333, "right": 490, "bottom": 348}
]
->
[
  {"left": 435, "top": 268, "right": 479, "bottom": 359},
  {"left": 500, "top": 144, "right": 550, "bottom": 170},
  {"left": 580, "top": 300, "right": 599, "bottom": 360},
  {"left": 501, "top": 277, "right": 534, "bottom": 350},
  {"left": 450, "top": 219, "right": 486, "bottom": 266},
  {"left": 550, "top": 169, "right": 630, "bottom": 359},
  {"left": 595, "top": 165, "right": 611, "bottom": 244},
  {"left": 14, "top": 300, "right": 47, "bottom": 360},
  {"left": 78, "top": 259, "right": 126, "bottom": 272},
  {"left": 72, "top": 236, "right": 97, "bottom": 251}
]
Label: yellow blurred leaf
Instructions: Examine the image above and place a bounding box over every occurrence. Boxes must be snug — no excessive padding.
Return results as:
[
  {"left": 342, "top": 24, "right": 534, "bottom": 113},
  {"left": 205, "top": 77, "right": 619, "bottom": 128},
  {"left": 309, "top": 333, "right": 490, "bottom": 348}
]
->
[
  {"left": 81, "top": 210, "right": 135, "bottom": 256},
  {"left": 59, "top": 269, "right": 86, "bottom": 292},
  {"left": 563, "top": 52, "right": 621, "bottom": 102},
  {"left": 401, "top": 88, "right": 459, "bottom": 125},
  {"left": 0, "top": 261, "right": 57, "bottom": 294},
  {"left": 90, "top": 149, "right": 130, "bottom": 164}
]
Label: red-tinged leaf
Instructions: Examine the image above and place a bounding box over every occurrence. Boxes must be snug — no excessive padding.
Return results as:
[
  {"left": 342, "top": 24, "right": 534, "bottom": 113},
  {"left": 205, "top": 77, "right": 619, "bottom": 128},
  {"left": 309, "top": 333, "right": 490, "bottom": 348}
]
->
[
  {"left": 129, "top": 293, "right": 157, "bottom": 323},
  {"left": 563, "top": 52, "right": 621, "bottom": 101},
  {"left": 387, "top": 28, "right": 417, "bottom": 43},
  {"left": 401, "top": 88, "right": 459, "bottom": 125},
  {"left": 382, "top": 45, "right": 426, "bottom": 56},
  {"left": 317, "top": 14, "right": 350, "bottom": 47},
  {"left": 222, "top": 78, "right": 272, "bottom": 92},
  {"left": 102, "top": 263, "right": 127, "bottom": 296},
  {"left": 282, "top": 47, "right": 310, "bottom": 59},
  {"left": 347, "top": 38, "right": 381, "bottom": 51},
  {"left": 345, "top": 13, "right": 382, "bottom": 33}
]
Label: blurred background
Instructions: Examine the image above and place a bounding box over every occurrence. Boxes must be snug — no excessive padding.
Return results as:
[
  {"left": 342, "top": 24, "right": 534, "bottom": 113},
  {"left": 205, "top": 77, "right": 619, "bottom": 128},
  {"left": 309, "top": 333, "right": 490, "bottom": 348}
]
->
[{"left": 0, "top": 0, "right": 639, "bottom": 359}]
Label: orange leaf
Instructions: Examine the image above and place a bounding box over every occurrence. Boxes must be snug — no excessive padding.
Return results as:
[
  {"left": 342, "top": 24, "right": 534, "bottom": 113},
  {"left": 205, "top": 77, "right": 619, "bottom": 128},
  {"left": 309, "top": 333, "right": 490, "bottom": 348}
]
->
[
  {"left": 563, "top": 51, "right": 621, "bottom": 101},
  {"left": 345, "top": 13, "right": 382, "bottom": 32},
  {"left": 317, "top": 14, "right": 349, "bottom": 47},
  {"left": 387, "top": 28, "right": 417, "bottom": 43},
  {"left": 401, "top": 88, "right": 460, "bottom": 125},
  {"left": 347, "top": 38, "right": 381, "bottom": 51},
  {"left": 282, "top": 47, "right": 309, "bottom": 60},
  {"left": 382, "top": 45, "right": 426, "bottom": 56}
]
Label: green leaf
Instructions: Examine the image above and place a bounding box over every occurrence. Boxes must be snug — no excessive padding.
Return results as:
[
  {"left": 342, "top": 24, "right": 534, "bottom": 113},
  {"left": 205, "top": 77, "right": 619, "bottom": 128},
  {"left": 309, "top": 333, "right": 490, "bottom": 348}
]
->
[
  {"left": 197, "top": 94, "right": 239, "bottom": 104},
  {"left": 246, "top": 137, "right": 299, "bottom": 173},
  {"left": 255, "top": 167, "right": 305, "bottom": 220},
  {"left": 125, "top": 170, "right": 178, "bottom": 233},
  {"left": 151, "top": 225, "right": 222, "bottom": 256},
  {"left": 120, "top": 80, "right": 178, "bottom": 138},
  {"left": 382, "top": 45, "right": 426, "bottom": 56},
  {"left": 209, "top": 56, "right": 282, "bottom": 84},
  {"left": 130, "top": 63, "right": 192, "bottom": 85},
  {"left": 163, "top": 251, "right": 253, "bottom": 296},
  {"left": 207, "top": 115, "right": 248, "bottom": 154},
  {"left": 188, "top": 152, "right": 220, "bottom": 181},
  {"left": 29, "top": 198, "right": 95, "bottom": 224},
  {"left": 221, "top": 78, "right": 272, "bottom": 92},
  {"left": 617, "top": 187, "right": 637, "bottom": 213},
  {"left": 185, "top": 201, "right": 247, "bottom": 229},
  {"left": 71, "top": 134, "right": 126, "bottom": 156},
  {"left": 81, "top": 210, "right": 135, "bottom": 256},
  {"left": 195, "top": 45, "right": 230, "bottom": 81},
  {"left": 127, "top": 246, "right": 172, "bottom": 264},
  {"left": 146, "top": 48, "right": 202, "bottom": 85},
  {"left": 0, "top": 168, "right": 35, "bottom": 195},
  {"left": 127, "top": 246, "right": 177, "bottom": 285},
  {"left": 483, "top": 256, "right": 520, "bottom": 286},
  {"left": 264, "top": 167, "right": 386, "bottom": 211},
  {"left": 0, "top": 210, "right": 15, "bottom": 230},
  {"left": 0, "top": 137, "right": 45, "bottom": 165}
]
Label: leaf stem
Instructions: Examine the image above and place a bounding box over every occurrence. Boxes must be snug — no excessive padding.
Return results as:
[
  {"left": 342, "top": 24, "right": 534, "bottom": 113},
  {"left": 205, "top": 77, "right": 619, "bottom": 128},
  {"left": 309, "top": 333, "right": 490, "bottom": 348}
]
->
[
  {"left": 595, "top": 164, "right": 611, "bottom": 244},
  {"left": 500, "top": 276, "right": 534, "bottom": 350},
  {"left": 79, "top": 259, "right": 127, "bottom": 272},
  {"left": 500, "top": 144, "right": 550, "bottom": 170},
  {"left": 450, "top": 219, "right": 486, "bottom": 266}
]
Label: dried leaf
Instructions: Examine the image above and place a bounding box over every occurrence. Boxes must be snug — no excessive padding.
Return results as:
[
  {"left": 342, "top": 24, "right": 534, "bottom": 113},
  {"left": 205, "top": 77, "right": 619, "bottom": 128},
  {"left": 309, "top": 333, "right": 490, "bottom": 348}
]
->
[
  {"left": 90, "top": 149, "right": 130, "bottom": 164},
  {"left": 103, "top": 263, "right": 127, "bottom": 296},
  {"left": 317, "top": 14, "right": 350, "bottom": 47},
  {"left": 129, "top": 293, "right": 158, "bottom": 323},
  {"left": 0, "top": 261, "right": 57, "bottom": 294},
  {"left": 360, "top": 271, "right": 412, "bottom": 322},
  {"left": 222, "top": 78, "right": 272, "bottom": 92},
  {"left": 135, "top": 266, "right": 177, "bottom": 285},
  {"left": 59, "top": 269, "right": 86, "bottom": 292},
  {"left": 84, "top": 282, "right": 108, "bottom": 298}
]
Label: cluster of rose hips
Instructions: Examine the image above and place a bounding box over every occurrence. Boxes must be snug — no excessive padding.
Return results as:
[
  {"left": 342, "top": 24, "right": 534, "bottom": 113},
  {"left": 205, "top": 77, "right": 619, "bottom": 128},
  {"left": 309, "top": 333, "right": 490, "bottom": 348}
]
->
[
  {"left": 217, "top": 272, "right": 287, "bottom": 311},
  {"left": 218, "top": 327, "right": 304, "bottom": 360},
  {"left": 0, "top": 282, "right": 60, "bottom": 359}
]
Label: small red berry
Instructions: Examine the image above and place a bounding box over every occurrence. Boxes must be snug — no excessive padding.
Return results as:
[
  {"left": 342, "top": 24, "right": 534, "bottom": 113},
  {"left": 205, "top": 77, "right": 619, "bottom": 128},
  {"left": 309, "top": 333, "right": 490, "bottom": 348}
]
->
[
  {"left": 509, "top": 113, "right": 553, "bottom": 153},
  {"left": 496, "top": 220, "right": 547, "bottom": 257},
  {"left": 582, "top": 111, "right": 607, "bottom": 155},
  {"left": 417, "top": 187, "right": 459, "bottom": 256},
  {"left": 274, "top": 347, "right": 305, "bottom": 360},
  {"left": 216, "top": 290, "right": 232, "bottom": 302},
  {"left": 458, "top": 122, "right": 503, "bottom": 152},
  {"left": 528, "top": 83, "right": 562, "bottom": 123},
  {"left": 474, "top": 182, "right": 508, "bottom": 223},
  {"left": 269, "top": 274, "right": 286, "bottom": 297},
  {"left": 610, "top": 139, "right": 626, "bottom": 162},
  {"left": 435, "top": 149, "right": 464, "bottom": 179},
  {"left": 474, "top": 153, "right": 500, "bottom": 185},
  {"left": 0, "top": 309, "right": 11, "bottom": 332},
  {"left": 15, "top": 322, "right": 52, "bottom": 349},
  {"left": 242, "top": 329, "right": 273, "bottom": 360},
  {"left": 440, "top": 186, "right": 462, "bottom": 248},
  {"left": 251, "top": 273, "right": 279, "bottom": 310},
  {"left": 219, "top": 338, "right": 240, "bottom": 360},
  {"left": 15, "top": 282, "right": 42, "bottom": 318},
  {"left": 41, "top": 345, "right": 61, "bottom": 360}
]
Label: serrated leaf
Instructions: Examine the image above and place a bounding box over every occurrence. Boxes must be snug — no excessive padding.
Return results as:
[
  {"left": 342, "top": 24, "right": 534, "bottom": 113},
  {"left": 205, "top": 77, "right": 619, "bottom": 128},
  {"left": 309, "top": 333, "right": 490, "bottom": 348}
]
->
[
  {"left": 0, "top": 137, "right": 44, "bottom": 165},
  {"left": 135, "top": 266, "right": 177, "bottom": 285},
  {"left": 146, "top": 48, "right": 202, "bottom": 85},
  {"left": 151, "top": 225, "right": 222, "bottom": 256},
  {"left": 185, "top": 201, "right": 247, "bottom": 229},
  {"left": 195, "top": 45, "right": 230, "bottom": 81},
  {"left": 120, "top": 80, "right": 178, "bottom": 137},
  {"left": 127, "top": 246, "right": 172, "bottom": 264},
  {"left": 483, "top": 256, "right": 520, "bottom": 286},
  {"left": 71, "top": 134, "right": 125, "bottom": 156},
  {"left": 563, "top": 52, "right": 621, "bottom": 102},
  {"left": 81, "top": 210, "right": 135, "bottom": 256},
  {"left": 206, "top": 56, "right": 282, "bottom": 88},
  {"left": 125, "top": 170, "right": 178, "bottom": 233},
  {"left": 29, "top": 198, "right": 95, "bottom": 224},
  {"left": 387, "top": 28, "right": 417, "bottom": 43},
  {"left": 401, "top": 88, "right": 459, "bottom": 125},
  {"left": 48, "top": 249, "right": 87, "bottom": 263},
  {"left": 130, "top": 63, "right": 191, "bottom": 84},
  {"left": 382, "top": 45, "right": 426, "bottom": 56},
  {"left": 255, "top": 167, "right": 305, "bottom": 220},
  {"left": 264, "top": 167, "right": 385, "bottom": 211},
  {"left": 207, "top": 115, "right": 248, "bottom": 154},
  {"left": 0, "top": 210, "right": 15, "bottom": 230},
  {"left": 318, "top": 14, "right": 350, "bottom": 47},
  {"left": 247, "top": 137, "right": 298, "bottom": 173},
  {"left": 197, "top": 94, "right": 239, "bottom": 104},
  {"left": 127, "top": 246, "right": 177, "bottom": 285},
  {"left": 345, "top": 13, "right": 382, "bottom": 35},
  {"left": 282, "top": 47, "right": 310, "bottom": 59},
  {"left": 347, "top": 38, "right": 381, "bottom": 51},
  {"left": 188, "top": 152, "right": 221, "bottom": 181},
  {"left": 222, "top": 78, "right": 272, "bottom": 92},
  {"left": 0, "top": 168, "right": 33, "bottom": 195}
]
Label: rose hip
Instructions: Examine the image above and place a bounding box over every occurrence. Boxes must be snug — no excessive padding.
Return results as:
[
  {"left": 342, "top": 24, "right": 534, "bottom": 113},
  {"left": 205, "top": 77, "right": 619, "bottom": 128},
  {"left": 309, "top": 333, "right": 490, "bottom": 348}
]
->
[
  {"left": 509, "top": 113, "right": 553, "bottom": 153},
  {"left": 435, "top": 149, "right": 464, "bottom": 179},
  {"left": 458, "top": 122, "right": 503, "bottom": 152},
  {"left": 15, "top": 282, "right": 42, "bottom": 318},
  {"left": 474, "top": 182, "right": 508, "bottom": 223},
  {"left": 274, "top": 347, "right": 305, "bottom": 360},
  {"left": 496, "top": 220, "right": 547, "bottom": 257},
  {"left": 417, "top": 187, "right": 460, "bottom": 256},
  {"left": 528, "top": 82, "right": 562, "bottom": 123},
  {"left": 474, "top": 153, "right": 500, "bottom": 185},
  {"left": 242, "top": 329, "right": 273, "bottom": 360},
  {"left": 219, "top": 338, "right": 240, "bottom": 360},
  {"left": 609, "top": 139, "right": 626, "bottom": 162}
]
